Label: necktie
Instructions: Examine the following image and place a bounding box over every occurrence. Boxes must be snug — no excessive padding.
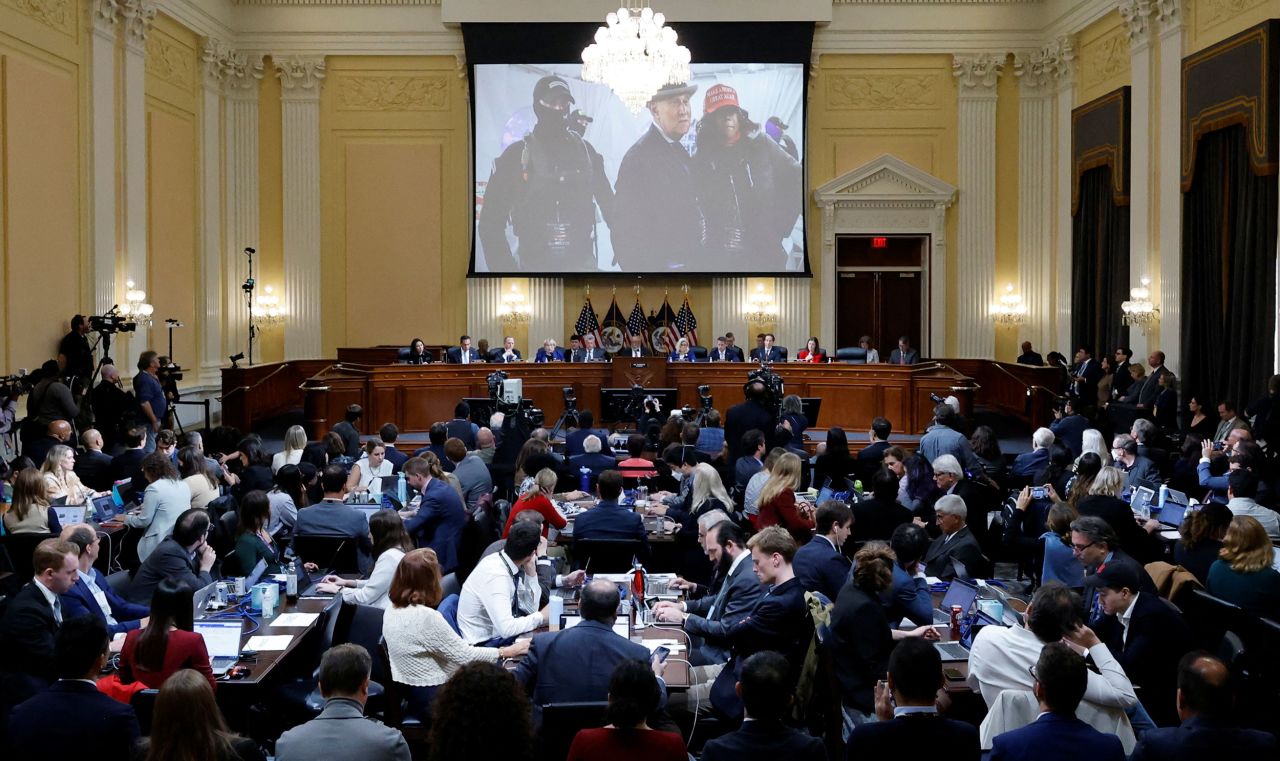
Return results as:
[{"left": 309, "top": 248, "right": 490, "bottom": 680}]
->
[
  {"left": 708, "top": 571, "right": 732, "bottom": 620},
  {"left": 510, "top": 566, "right": 525, "bottom": 617},
  {"left": 52, "top": 597, "right": 63, "bottom": 625}
]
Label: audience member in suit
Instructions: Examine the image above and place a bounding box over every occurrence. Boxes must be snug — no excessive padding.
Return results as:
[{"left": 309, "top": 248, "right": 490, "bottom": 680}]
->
[
  {"left": 725, "top": 382, "right": 776, "bottom": 462},
  {"left": 1016, "top": 341, "right": 1044, "bottom": 366},
  {"left": 1049, "top": 399, "right": 1089, "bottom": 458},
  {"left": 918, "top": 405, "right": 983, "bottom": 476},
  {"left": 831, "top": 545, "right": 940, "bottom": 730},
  {"left": 1112, "top": 434, "right": 1160, "bottom": 491},
  {"left": 127, "top": 508, "right": 218, "bottom": 605},
  {"left": 7, "top": 616, "right": 140, "bottom": 761},
  {"left": 793, "top": 501, "right": 853, "bottom": 601},
  {"left": 534, "top": 338, "right": 565, "bottom": 363},
  {"left": 707, "top": 335, "right": 739, "bottom": 362},
  {"left": 516, "top": 580, "right": 668, "bottom": 726},
  {"left": 1070, "top": 516, "right": 1158, "bottom": 625},
  {"left": 378, "top": 423, "right": 409, "bottom": 473},
  {"left": 410, "top": 423, "right": 456, "bottom": 473},
  {"left": 330, "top": 404, "right": 364, "bottom": 458},
  {"left": 135, "top": 669, "right": 265, "bottom": 761},
  {"left": 888, "top": 336, "right": 919, "bottom": 365},
  {"left": 855, "top": 417, "right": 893, "bottom": 481},
  {"left": 700, "top": 651, "right": 825, "bottom": 761},
  {"left": 749, "top": 333, "right": 784, "bottom": 363},
  {"left": 490, "top": 336, "right": 523, "bottom": 364},
  {"left": 59, "top": 524, "right": 148, "bottom": 636},
  {"left": 733, "top": 429, "right": 767, "bottom": 489},
  {"left": 109, "top": 424, "right": 149, "bottom": 496},
  {"left": 564, "top": 409, "right": 613, "bottom": 457},
  {"left": 276, "top": 644, "right": 411, "bottom": 761},
  {"left": 571, "top": 471, "right": 649, "bottom": 555},
  {"left": 118, "top": 577, "right": 216, "bottom": 691},
  {"left": 0, "top": 538, "right": 79, "bottom": 708},
  {"left": 1129, "top": 652, "right": 1278, "bottom": 761},
  {"left": 400, "top": 456, "right": 467, "bottom": 575},
  {"left": 124, "top": 452, "right": 192, "bottom": 562},
  {"left": 847, "top": 637, "right": 978, "bottom": 759},
  {"left": 569, "top": 333, "right": 606, "bottom": 362},
  {"left": 569, "top": 434, "right": 618, "bottom": 478},
  {"left": 565, "top": 661, "right": 686, "bottom": 761},
  {"left": 1069, "top": 346, "right": 1104, "bottom": 405},
  {"left": 446, "top": 334, "right": 482, "bottom": 364},
  {"left": 884, "top": 523, "right": 935, "bottom": 625},
  {"left": 296, "top": 465, "right": 376, "bottom": 574},
  {"left": 1088, "top": 562, "right": 1195, "bottom": 726},
  {"left": 852, "top": 467, "right": 915, "bottom": 543},
  {"left": 988, "top": 642, "right": 1125, "bottom": 761},
  {"left": 25, "top": 420, "right": 72, "bottom": 476},
  {"left": 1012, "top": 428, "right": 1055, "bottom": 478},
  {"left": 655, "top": 520, "right": 763, "bottom": 665},
  {"left": 444, "top": 403, "right": 479, "bottom": 450},
  {"left": 74, "top": 428, "right": 116, "bottom": 491},
  {"left": 445, "top": 437, "right": 493, "bottom": 515},
  {"left": 922, "top": 494, "right": 986, "bottom": 580}
]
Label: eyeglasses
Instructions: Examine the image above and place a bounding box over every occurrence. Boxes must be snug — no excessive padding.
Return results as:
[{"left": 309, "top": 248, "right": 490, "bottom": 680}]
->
[
  {"left": 1070, "top": 541, "right": 1094, "bottom": 553},
  {"left": 1027, "top": 665, "right": 1039, "bottom": 682}
]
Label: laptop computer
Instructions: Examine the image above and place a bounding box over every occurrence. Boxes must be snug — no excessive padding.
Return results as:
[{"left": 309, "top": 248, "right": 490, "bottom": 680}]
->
[
  {"left": 354, "top": 505, "right": 381, "bottom": 525},
  {"left": 52, "top": 504, "right": 87, "bottom": 526},
  {"left": 1129, "top": 486, "right": 1155, "bottom": 516},
  {"left": 194, "top": 620, "right": 244, "bottom": 676},
  {"left": 245, "top": 558, "right": 269, "bottom": 589},
  {"left": 932, "top": 579, "right": 980, "bottom": 624},
  {"left": 1158, "top": 499, "right": 1192, "bottom": 528},
  {"left": 192, "top": 580, "right": 219, "bottom": 617},
  {"left": 90, "top": 494, "right": 117, "bottom": 523},
  {"left": 1158, "top": 486, "right": 1190, "bottom": 513},
  {"left": 934, "top": 611, "right": 1002, "bottom": 661}
]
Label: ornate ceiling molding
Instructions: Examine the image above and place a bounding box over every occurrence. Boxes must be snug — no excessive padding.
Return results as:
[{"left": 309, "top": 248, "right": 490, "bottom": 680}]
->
[
  {"left": 1014, "top": 36, "right": 1075, "bottom": 94},
  {"left": 119, "top": 0, "right": 157, "bottom": 49},
  {"left": 953, "top": 53, "right": 1006, "bottom": 92},
  {"left": 275, "top": 54, "right": 327, "bottom": 92},
  {"left": 203, "top": 38, "right": 265, "bottom": 95}
]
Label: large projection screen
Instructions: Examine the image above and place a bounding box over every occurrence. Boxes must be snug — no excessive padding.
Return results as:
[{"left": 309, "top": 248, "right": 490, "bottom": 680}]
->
[{"left": 472, "top": 62, "right": 806, "bottom": 276}]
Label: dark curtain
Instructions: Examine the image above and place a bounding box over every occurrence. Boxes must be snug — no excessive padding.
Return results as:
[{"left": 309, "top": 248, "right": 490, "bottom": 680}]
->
[
  {"left": 1072, "top": 166, "right": 1131, "bottom": 357},
  {"left": 1181, "top": 124, "right": 1278, "bottom": 408}
]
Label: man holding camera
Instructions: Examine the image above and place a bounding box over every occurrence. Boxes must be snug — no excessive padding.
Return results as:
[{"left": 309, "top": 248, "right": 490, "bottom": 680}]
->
[{"left": 133, "top": 352, "right": 166, "bottom": 454}]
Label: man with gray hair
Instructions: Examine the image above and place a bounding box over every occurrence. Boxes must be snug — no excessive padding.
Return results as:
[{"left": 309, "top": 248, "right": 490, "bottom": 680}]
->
[
  {"left": 1069, "top": 515, "right": 1157, "bottom": 624},
  {"left": 926, "top": 454, "right": 996, "bottom": 551},
  {"left": 569, "top": 434, "right": 616, "bottom": 478},
  {"left": 922, "top": 494, "right": 985, "bottom": 580},
  {"left": 1013, "top": 427, "right": 1056, "bottom": 478},
  {"left": 1111, "top": 434, "right": 1159, "bottom": 490}
]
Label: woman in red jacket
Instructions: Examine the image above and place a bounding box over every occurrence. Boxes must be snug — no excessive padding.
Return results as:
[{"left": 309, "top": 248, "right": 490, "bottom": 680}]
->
[
  {"left": 796, "top": 336, "right": 826, "bottom": 363},
  {"left": 119, "top": 577, "right": 216, "bottom": 692},
  {"left": 755, "top": 450, "right": 816, "bottom": 544},
  {"left": 503, "top": 467, "right": 568, "bottom": 538}
]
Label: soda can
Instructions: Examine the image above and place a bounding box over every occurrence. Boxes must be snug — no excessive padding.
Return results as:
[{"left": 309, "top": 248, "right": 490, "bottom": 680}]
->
[{"left": 234, "top": 577, "right": 246, "bottom": 596}]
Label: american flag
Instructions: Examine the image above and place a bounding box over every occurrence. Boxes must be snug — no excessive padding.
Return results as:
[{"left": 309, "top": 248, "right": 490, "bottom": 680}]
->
[
  {"left": 574, "top": 297, "right": 601, "bottom": 347},
  {"left": 627, "top": 298, "right": 649, "bottom": 347},
  {"left": 674, "top": 295, "right": 699, "bottom": 347}
]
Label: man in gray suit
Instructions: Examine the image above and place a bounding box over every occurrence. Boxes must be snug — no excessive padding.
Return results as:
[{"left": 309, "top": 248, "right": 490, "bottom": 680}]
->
[
  {"left": 654, "top": 520, "right": 763, "bottom": 665},
  {"left": 126, "top": 508, "right": 216, "bottom": 604},
  {"left": 276, "top": 644, "right": 410, "bottom": 761},
  {"left": 445, "top": 438, "right": 493, "bottom": 515}
]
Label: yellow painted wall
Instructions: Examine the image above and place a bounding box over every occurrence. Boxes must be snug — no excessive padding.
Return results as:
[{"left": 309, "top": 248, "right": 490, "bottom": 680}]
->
[
  {"left": 258, "top": 58, "right": 284, "bottom": 362},
  {"left": 994, "top": 56, "right": 1021, "bottom": 361},
  {"left": 1188, "top": 0, "right": 1280, "bottom": 52},
  {"left": 319, "top": 56, "right": 470, "bottom": 352},
  {"left": 144, "top": 14, "right": 199, "bottom": 372},
  {"left": 807, "top": 53, "right": 960, "bottom": 353},
  {"left": 0, "top": 2, "right": 85, "bottom": 373},
  {"left": 1075, "top": 11, "right": 1132, "bottom": 107}
]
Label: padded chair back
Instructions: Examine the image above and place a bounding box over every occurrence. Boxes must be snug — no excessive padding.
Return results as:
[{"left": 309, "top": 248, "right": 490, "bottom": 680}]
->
[
  {"left": 540, "top": 702, "right": 609, "bottom": 761},
  {"left": 438, "top": 593, "right": 461, "bottom": 634},
  {"left": 397, "top": 347, "right": 411, "bottom": 362},
  {"left": 0, "top": 532, "right": 56, "bottom": 584},
  {"left": 343, "top": 603, "right": 388, "bottom": 683},
  {"left": 293, "top": 534, "right": 361, "bottom": 574},
  {"left": 834, "top": 347, "right": 868, "bottom": 364},
  {"left": 378, "top": 639, "right": 431, "bottom": 739},
  {"left": 1186, "top": 588, "right": 1245, "bottom": 651},
  {"left": 775, "top": 346, "right": 788, "bottom": 361},
  {"left": 105, "top": 570, "right": 132, "bottom": 598},
  {"left": 131, "top": 689, "right": 161, "bottom": 735},
  {"left": 441, "top": 571, "right": 461, "bottom": 598},
  {"left": 571, "top": 539, "right": 647, "bottom": 571},
  {"left": 690, "top": 346, "right": 708, "bottom": 361},
  {"left": 206, "top": 493, "right": 237, "bottom": 519}
]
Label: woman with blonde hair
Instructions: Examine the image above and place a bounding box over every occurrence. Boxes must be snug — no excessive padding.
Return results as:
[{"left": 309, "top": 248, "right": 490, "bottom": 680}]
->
[
  {"left": 755, "top": 450, "right": 815, "bottom": 543},
  {"left": 271, "top": 424, "right": 307, "bottom": 474},
  {"left": 688, "top": 462, "right": 732, "bottom": 517},
  {"left": 1207, "top": 516, "right": 1280, "bottom": 617},
  {"left": 40, "top": 444, "right": 97, "bottom": 504},
  {"left": 2, "top": 467, "right": 61, "bottom": 535},
  {"left": 504, "top": 467, "right": 566, "bottom": 537},
  {"left": 1077, "top": 465, "right": 1157, "bottom": 563},
  {"left": 1078, "top": 428, "right": 1112, "bottom": 467}
]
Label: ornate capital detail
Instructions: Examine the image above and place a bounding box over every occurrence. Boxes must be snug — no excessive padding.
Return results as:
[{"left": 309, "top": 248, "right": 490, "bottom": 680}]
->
[
  {"left": 1014, "top": 37, "right": 1075, "bottom": 95},
  {"left": 203, "top": 40, "right": 265, "bottom": 97},
  {"left": 1118, "top": 0, "right": 1154, "bottom": 47},
  {"left": 953, "top": 53, "right": 1004, "bottom": 93},
  {"left": 275, "top": 55, "right": 327, "bottom": 93},
  {"left": 91, "top": 0, "right": 119, "bottom": 32},
  {"left": 1155, "top": 0, "right": 1181, "bottom": 33},
  {"left": 119, "top": 0, "right": 156, "bottom": 50}
]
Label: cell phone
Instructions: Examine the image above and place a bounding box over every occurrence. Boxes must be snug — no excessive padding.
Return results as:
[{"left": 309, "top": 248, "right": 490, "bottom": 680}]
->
[
  {"left": 1212, "top": 441, "right": 1224, "bottom": 451},
  {"left": 1030, "top": 486, "right": 1048, "bottom": 500},
  {"left": 652, "top": 646, "right": 670, "bottom": 663},
  {"left": 944, "top": 667, "right": 965, "bottom": 680}
]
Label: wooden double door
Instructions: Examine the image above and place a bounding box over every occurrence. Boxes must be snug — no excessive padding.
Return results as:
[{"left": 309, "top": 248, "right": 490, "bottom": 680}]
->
[{"left": 835, "top": 235, "right": 927, "bottom": 357}]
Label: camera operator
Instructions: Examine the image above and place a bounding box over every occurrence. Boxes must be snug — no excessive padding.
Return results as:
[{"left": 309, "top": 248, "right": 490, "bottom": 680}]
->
[
  {"left": 91, "top": 365, "right": 136, "bottom": 454},
  {"left": 57, "top": 315, "right": 94, "bottom": 384},
  {"left": 133, "top": 351, "right": 166, "bottom": 453},
  {"left": 725, "top": 380, "right": 776, "bottom": 463},
  {"left": 23, "top": 360, "right": 79, "bottom": 451}
]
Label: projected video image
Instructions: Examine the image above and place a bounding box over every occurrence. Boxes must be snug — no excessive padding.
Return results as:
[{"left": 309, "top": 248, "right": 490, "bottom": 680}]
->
[{"left": 473, "top": 63, "right": 805, "bottom": 275}]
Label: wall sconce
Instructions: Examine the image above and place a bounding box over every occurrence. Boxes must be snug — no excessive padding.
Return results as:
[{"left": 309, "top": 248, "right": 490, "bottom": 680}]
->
[
  {"left": 499, "top": 284, "right": 530, "bottom": 324},
  {"left": 118, "top": 280, "right": 154, "bottom": 327},
  {"left": 252, "top": 285, "right": 285, "bottom": 329},
  {"left": 1121, "top": 276, "right": 1160, "bottom": 335},
  {"left": 744, "top": 283, "right": 777, "bottom": 324},
  {"left": 990, "top": 283, "right": 1027, "bottom": 326}
]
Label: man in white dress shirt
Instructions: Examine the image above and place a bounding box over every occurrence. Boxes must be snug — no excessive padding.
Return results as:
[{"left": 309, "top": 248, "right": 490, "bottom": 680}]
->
[{"left": 457, "top": 522, "right": 549, "bottom": 645}]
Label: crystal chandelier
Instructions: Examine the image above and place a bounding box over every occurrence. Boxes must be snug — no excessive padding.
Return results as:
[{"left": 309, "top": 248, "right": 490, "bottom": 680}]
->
[
  {"left": 118, "top": 280, "right": 154, "bottom": 328},
  {"left": 990, "top": 283, "right": 1027, "bottom": 326},
  {"left": 252, "top": 285, "right": 285, "bottom": 329},
  {"left": 1121, "top": 276, "right": 1160, "bottom": 335},
  {"left": 744, "top": 283, "right": 778, "bottom": 324},
  {"left": 499, "top": 284, "right": 530, "bottom": 324},
  {"left": 581, "top": 3, "right": 691, "bottom": 114}
]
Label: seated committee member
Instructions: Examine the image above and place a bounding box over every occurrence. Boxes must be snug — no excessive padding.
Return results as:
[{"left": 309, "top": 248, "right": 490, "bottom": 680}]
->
[
  {"left": 7, "top": 616, "right": 141, "bottom": 761},
  {"left": 126, "top": 508, "right": 217, "bottom": 605},
  {"left": 750, "top": 333, "right": 784, "bottom": 363},
  {"left": 1129, "top": 652, "right": 1278, "bottom": 760},
  {"left": 59, "top": 524, "right": 148, "bottom": 637},
  {"left": 889, "top": 336, "right": 919, "bottom": 365},
  {"left": 458, "top": 522, "right": 549, "bottom": 645},
  {"left": 846, "top": 638, "right": 979, "bottom": 759},
  {"left": 0, "top": 539, "right": 80, "bottom": 704},
  {"left": 446, "top": 334, "right": 482, "bottom": 364},
  {"left": 669, "top": 338, "right": 697, "bottom": 362},
  {"left": 796, "top": 337, "right": 826, "bottom": 363},
  {"left": 118, "top": 578, "right": 215, "bottom": 691},
  {"left": 518, "top": 580, "right": 668, "bottom": 726},
  {"left": 623, "top": 333, "right": 651, "bottom": 358},
  {"left": 400, "top": 455, "right": 467, "bottom": 574},
  {"left": 124, "top": 452, "right": 192, "bottom": 563},
  {"left": 859, "top": 335, "right": 881, "bottom": 364},
  {"left": 571, "top": 471, "right": 649, "bottom": 553},
  {"left": 571, "top": 333, "right": 606, "bottom": 362},
  {"left": 493, "top": 336, "right": 523, "bottom": 363},
  {"left": 276, "top": 644, "right": 411, "bottom": 761},
  {"left": 708, "top": 336, "right": 737, "bottom": 362},
  {"left": 384, "top": 548, "right": 528, "bottom": 720},
  {"left": 566, "top": 660, "right": 685, "bottom": 761},
  {"left": 699, "top": 651, "right": 825, "bottom": 761},
  {"left": 406, "top": 337, "right": 432, "bottom": 364},
  {"left": 988, "top": 642, "right": 1125, "bottom": 761},
  {"left": 296, "top": 464, "right": 375, "bottom": 573},
  {"left": 535, "top": 338, "right": 565, "bottom": 363}
]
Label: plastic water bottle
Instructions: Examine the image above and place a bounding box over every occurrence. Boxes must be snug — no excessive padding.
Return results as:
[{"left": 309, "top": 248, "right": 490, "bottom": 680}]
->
[
  {"left": 548, "top": 595, "right": 564, "bottom": 631},
  {"left": 396, "top": 472, "right": 407, "bottom": 505},
  {"left": 580, "top": 467, "right": 591, "bottom": 493}
]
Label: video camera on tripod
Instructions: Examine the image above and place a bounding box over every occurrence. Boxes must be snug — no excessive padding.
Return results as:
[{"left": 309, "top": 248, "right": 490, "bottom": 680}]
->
[
  {"left": 89, "top": 307, "right": 137, "bottom": 335},
  {"left": 0, "top": 370, "right": 32, "bottom": 398},
  {"left": 745, "top": 367, "right": 785, "bottom": 419},
  {"left": 487, "top": 371, "right": 544, "bottom": 429}
]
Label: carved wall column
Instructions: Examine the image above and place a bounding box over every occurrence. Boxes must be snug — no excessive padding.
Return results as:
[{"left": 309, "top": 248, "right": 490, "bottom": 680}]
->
[
  {"left": 1055, "top": 46, "right": 1076, "bottom": 355},
  {"left": 223, "top": 53, "right": 264, "bottom": 362},
  {"left": 1015, "top": 40, "right": 1073, "bottom": 355},
  {"left": 528, "top": 278, "right": 565, "bottom": 351},
  {"left": 1156, "top": 0, "right": 1184, "bottom": 372},
  {"left": 466, "top": 279, "right": 503, "bottom": 354},
  {"left": 1121, "top": 0, "right": 1155, "bottom": 359},
  {"left": 953, "top": 54, "right": 1003, "bottom": 358},
  {"left": 276, "top": 55, "right": 326, "bottom": 360},
  {"left": 121, "top": 0, "right": 155, "bottom": 356},
  {"left": 712, "top": 278, "right": 748, "bottom": 345},
  {"left": 90, "top": 2, "right": 120, "bottom": 317},
  {"left": 774, "top": 278, "right": 811, "bottom": 354}
]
